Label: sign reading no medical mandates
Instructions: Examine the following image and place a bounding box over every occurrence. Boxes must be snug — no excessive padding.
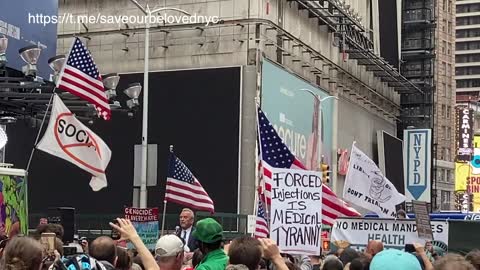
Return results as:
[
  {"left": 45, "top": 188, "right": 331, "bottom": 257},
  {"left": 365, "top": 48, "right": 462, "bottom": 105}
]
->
[
  {"left": 270, "top": 168, "right": 322, "bottom": 255},
  {"left": 331, "top": 218, "right": 448, "bottom": 250}
]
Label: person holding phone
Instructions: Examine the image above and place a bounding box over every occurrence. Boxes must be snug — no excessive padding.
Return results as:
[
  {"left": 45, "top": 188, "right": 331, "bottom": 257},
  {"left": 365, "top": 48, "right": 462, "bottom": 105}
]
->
[{"left": 109, "top": 218, "right": 159, "bottom": 270}]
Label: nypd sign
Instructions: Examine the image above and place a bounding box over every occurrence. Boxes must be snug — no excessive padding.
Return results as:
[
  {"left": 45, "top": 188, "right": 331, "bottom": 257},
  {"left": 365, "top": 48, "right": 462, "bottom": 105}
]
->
[{"left": 404, "top": 129, "right": 431, "bottom": 203}]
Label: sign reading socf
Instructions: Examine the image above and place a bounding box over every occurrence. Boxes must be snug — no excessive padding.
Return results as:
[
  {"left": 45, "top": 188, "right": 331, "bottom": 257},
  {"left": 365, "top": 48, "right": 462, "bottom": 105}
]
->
[{"left": 403, "top": 129, "right": 432, "bottom": 203}]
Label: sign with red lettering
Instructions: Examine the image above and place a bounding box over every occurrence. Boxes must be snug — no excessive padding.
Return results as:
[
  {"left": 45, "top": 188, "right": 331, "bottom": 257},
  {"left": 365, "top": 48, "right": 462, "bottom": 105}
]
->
[
  {"left": 124, "top": 207, "right": 159, "bottom": 250},
  {"left": 456, "top": 107, "right": 474, "bottom": 162}
]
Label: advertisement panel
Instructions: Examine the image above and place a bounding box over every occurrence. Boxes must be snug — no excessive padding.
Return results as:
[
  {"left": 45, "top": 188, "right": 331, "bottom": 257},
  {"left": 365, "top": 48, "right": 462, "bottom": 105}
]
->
[
  {"left": 331, "top": 217, "right": 449, "bottom": 250},
  {"left": 0, "top": 168, "right": 28, "bottom": 236},
  {"left": 456, "top": 107, "right": 474, "bottom": 162},
  {"left": 377, "top": 131, "right": 405, "bottom": 197},
  {"left": 0, "top": 0, "right": 58, "bottom": 79},
  {"left": 403, "top": 129, "right": 432, "bottom": 203},
  {"left": 261, "top": 59, "right": 333, "bottom": 172},
  {"left": 125, "top": 207, "right": 159, "bottom": 250},
  {"left": 455, "top": 135, "right": 480, "bottom": 212}
]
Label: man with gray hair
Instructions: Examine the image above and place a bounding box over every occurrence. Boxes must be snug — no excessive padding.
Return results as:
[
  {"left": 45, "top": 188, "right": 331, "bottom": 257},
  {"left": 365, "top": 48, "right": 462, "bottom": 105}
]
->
[
  {"left": 155, "top": 235, "right": 189, "bottom": 270},
  {"left": 176, "top": 208, "right": 198, "bottom": 251}
]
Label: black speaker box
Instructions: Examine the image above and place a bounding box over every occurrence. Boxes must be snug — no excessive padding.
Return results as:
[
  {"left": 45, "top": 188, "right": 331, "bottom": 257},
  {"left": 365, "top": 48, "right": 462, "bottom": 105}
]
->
[{"left": 47, "top": 207, "right": 75, "bottom": 243}]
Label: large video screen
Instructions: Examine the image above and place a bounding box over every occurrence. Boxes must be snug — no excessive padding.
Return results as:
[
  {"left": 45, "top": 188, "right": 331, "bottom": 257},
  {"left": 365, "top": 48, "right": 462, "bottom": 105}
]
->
[{"left": 6, "top": 67, "right": 241, "bottom": 215}]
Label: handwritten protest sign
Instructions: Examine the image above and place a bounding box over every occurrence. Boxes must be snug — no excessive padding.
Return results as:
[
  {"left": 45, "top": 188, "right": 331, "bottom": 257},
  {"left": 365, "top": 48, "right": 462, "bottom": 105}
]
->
[
  {"left": 344, "top": 143, "right": 405, "bottom": 218},
  {"left": 412, "top": 200, "right": 433, "bottom": 241},
  {"left": 270, "top": 168, "right": 322, "bottom": 255},
  {"left": 125, "top": 207, "right": 159, "bottom": 250},
  {"left": 331, "top": 218, "right": 448, "bottom": 250}
]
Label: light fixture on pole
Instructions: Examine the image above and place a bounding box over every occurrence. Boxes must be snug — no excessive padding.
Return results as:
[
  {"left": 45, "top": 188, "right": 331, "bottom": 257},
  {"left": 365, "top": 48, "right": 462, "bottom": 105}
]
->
[
  {"left": 0, "top": 36, "right": 8, "bottom": 68},
  {"left": 19, "top": 45, "right": 41, "bottom": 76},
  {"left": 103, "top": 73, "right": 121, "bottom": 100},
  {"left": 129, "top": 0, "right": 191, "bottom": 208},
  {"left": 48, "top": 55, "right": 66, "bottom": 83},
  {"left": 0, "top": 125, "right": 7, "bottom": 150},
  {"left": 124, "top": 82, "right": 142, "bottom": 109},
  {"left": 296, "top": 88, "right": 339, "bottom": 191}
]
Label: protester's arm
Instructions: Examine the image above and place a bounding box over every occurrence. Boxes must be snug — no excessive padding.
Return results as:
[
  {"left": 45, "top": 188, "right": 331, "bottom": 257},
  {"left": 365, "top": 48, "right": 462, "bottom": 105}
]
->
[
  {"left": 414, "top": 243, "right": 434, "bottom": 270},
  {"left": 110, "top": 218, "right": 159, "bottom": 270},
  {"left": 259, "top": 239, "right": 289, "bottom": 270}
]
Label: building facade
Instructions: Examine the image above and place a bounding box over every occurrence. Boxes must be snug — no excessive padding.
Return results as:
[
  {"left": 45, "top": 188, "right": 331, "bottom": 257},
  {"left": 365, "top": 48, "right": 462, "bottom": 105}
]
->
[
  {"left": 401, "top": 0, "right": 456, "bottom": 210},
  {"left": 56, "top": 0, "right": 420, "bottom": 214}
]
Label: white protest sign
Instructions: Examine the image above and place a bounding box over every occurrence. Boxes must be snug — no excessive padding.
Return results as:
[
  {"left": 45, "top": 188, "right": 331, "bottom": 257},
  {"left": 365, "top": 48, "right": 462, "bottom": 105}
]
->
[
  {"left": 331, "top": 218, "right": 449, "bottom": 250},
  {"left": 270, "top": 168, "right": 322, "bottom": 255},
  {"left": 343, "top": 143, "right": 405, "bottom": 218},
  {"left": 247, "top": 215, "right": 256, "bottom": 234}
]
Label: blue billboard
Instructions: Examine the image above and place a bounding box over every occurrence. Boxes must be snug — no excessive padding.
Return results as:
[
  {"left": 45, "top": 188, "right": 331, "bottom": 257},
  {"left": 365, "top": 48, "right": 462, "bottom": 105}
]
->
[
  {"left": 261, "top": 59, "right": 333, "bottom": 171},
  {"left": 0, "top": 0, "right": 58, "bottom": 79}
]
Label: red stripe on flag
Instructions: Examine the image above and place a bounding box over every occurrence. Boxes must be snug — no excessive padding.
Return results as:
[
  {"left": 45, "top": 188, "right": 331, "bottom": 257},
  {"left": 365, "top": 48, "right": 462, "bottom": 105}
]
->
[
  {"left": 165, "top": 197, "right": 214, "bottom": 212},
  {"left": 58, "top": 84, "right": 110, "bottom": 113},
  {"left": 166, "top": 181, "right": 210, "bottom": 197},
  {"left": 164, "top": 188, "right": 214, "bottom": 205}
]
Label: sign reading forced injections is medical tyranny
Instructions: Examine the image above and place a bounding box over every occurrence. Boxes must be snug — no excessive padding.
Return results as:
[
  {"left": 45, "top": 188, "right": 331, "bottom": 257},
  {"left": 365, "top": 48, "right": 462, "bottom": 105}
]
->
[{"left": 270, "top": 168, "right": 323, "bottom": 255}]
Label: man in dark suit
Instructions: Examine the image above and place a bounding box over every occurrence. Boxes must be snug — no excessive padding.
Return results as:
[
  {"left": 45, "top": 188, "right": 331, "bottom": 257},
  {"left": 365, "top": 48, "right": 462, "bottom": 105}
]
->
[{"left": 176, "top": 208, "right": 198, "bottom": 251}]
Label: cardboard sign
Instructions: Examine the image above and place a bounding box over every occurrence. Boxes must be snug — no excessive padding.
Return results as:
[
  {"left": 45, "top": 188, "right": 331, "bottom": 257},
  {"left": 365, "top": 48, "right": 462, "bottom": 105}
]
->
[
  {"left": 412, "top": 201, "right": 433, "bottom": 241},
  {"left": 269, "top": 168, "right": 322, "bottom": 255},
  {"left": 125, "top": 207, "right": 159, "bottom": 250}
]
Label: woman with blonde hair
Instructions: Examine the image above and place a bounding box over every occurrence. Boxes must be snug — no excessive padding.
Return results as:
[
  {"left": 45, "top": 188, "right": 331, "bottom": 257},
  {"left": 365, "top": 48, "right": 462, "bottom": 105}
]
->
[{"left": 1, "top": 236, "right": 44, "bottom": 270}]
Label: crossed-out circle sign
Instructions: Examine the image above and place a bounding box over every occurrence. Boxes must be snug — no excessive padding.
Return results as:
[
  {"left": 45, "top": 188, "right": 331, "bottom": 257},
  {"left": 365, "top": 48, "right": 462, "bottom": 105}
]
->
[{"left": 53, "top": 112, "right": 105, "bottom": 174}]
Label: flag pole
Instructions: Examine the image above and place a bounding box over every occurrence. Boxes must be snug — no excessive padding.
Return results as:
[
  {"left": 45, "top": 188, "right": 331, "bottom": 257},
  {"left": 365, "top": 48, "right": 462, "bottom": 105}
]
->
[
  {"left": 255, "top": 102, "right": 270, "bottom": 222},
  {"left": 161, "top": 145, "right": 174, "bottom": 236},
  {"left": 26, "top": 91, "right": 56, "bottom": 172},
  {"left": 251, "top": 188, "right": 259, "bottom": 237}
]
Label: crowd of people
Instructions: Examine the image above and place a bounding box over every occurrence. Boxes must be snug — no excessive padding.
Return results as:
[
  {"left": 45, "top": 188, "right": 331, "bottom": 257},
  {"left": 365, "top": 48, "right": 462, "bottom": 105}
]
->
[{"left": 0, "top": 208, "right": 478, "bottom": 270}]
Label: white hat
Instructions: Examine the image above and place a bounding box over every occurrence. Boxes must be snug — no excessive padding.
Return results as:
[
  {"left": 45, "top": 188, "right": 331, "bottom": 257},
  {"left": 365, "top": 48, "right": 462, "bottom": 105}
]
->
[{"left": 155, "top": 235, "right": 189, "bottom": 257}]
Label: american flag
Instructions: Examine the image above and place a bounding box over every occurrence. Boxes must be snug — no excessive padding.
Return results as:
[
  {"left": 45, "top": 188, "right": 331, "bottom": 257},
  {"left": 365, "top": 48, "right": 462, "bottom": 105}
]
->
[
  {"left": 165, "top": 154, "right": 215, "bottom": 213},
  {"left": 254, "top": 194, "right": 269, "bottom": 238},
  {"left": 57, "top": 37, "right": 111, "bottom": 120},
  {"left": 257, "top": 108, "right": 360, "bottom": 226}
]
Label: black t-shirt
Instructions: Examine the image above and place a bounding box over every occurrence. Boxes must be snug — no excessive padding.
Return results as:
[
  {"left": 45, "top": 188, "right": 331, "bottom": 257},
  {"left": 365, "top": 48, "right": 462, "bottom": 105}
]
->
[{"left": 312, "top": 264, "right": 321, "bottom": 270}]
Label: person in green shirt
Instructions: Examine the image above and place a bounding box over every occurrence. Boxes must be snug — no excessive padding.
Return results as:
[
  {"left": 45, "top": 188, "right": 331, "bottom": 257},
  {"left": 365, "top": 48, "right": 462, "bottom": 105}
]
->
[{"left": 192, "top": 218, "right": 228, "bottom": 270}]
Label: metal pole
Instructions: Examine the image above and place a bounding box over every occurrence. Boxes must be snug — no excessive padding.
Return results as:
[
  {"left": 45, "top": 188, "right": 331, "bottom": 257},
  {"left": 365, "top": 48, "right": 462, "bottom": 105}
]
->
[
  {"left": 26, "top": 92, "right": 55, "bottom": 172},
  {"left": 129, "top": 1, "right": 190, "bottom": 209},
  {"left": 161, "top": 199, "right": 167, "bottom": 236},
  {"left": 139, "top": 10, "right": 150, "bottom": 209},
  {"left": 331, "top": 94, "right": 339, "bottom": 194}
]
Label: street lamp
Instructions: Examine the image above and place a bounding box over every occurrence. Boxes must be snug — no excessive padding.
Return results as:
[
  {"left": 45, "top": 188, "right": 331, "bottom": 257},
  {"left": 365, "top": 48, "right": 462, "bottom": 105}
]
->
[
  {"left": 296, "top": 89, "right": 338, "bottom": 192},
  {"left": 0, "top": 36, "right": 8, "bottom": 68},
  {"left": 129, "top": 0, "right": 191, "bottom": 208}
]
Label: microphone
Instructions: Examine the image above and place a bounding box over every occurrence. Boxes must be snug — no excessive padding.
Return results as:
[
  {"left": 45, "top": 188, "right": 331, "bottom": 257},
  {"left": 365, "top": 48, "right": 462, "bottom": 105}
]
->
[{"left": 175, "top": 225, "right": 181, "bottom": 235}]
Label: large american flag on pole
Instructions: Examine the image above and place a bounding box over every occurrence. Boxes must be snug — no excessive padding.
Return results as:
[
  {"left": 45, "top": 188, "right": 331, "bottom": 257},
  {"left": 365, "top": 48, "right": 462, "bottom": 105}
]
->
[
  {"left": 257, "top": 107, "right": 360, "bottom": 226},
  {"left": 165, "top": 153, "right": 215, "bottom": 213},
  {"left": 254, "top": 194, "right": 269, "bottom": 238},
  {"left": 57, "top": 37, "right": 111, "bottom": 120}
]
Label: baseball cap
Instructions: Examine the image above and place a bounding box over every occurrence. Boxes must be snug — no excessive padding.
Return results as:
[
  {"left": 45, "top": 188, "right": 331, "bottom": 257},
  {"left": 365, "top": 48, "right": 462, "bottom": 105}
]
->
[
  {"left": 155, "top": 235, "right": 189, "bottom": 257},
  {"left": 192, "top": 218, "right": 223, "bottom": 244},
  {"left": 370, "top": 249, "right": 422, "bottom": 270}
]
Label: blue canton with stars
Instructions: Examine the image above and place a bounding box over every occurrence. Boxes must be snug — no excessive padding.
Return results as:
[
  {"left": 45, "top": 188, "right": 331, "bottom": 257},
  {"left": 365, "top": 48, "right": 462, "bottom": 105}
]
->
[
  {"left": 257, "top": 108, "right": 295, "bottom": 169},
  {"left": 257, "top": 199, "right": 267, "bottom": 219},
  {"left": 66, "top": 38, "right": 101, "bottom": 79},
  {"left": 168, "top": 154, "right": 195, "bottom": 184}
]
